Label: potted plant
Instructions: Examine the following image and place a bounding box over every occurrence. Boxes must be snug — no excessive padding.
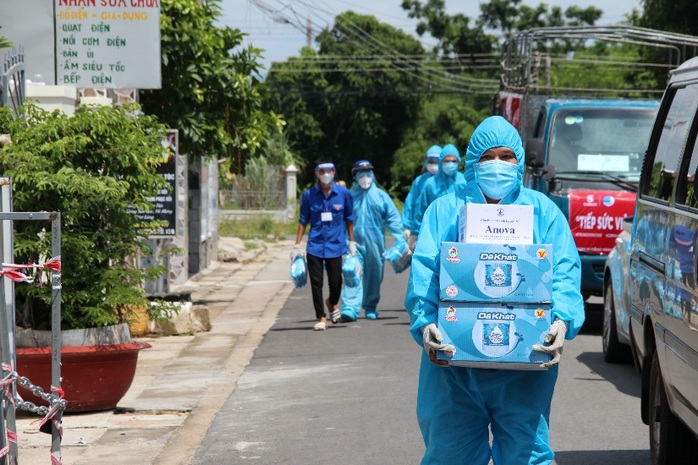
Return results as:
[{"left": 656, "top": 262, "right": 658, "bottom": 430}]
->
[{"left": 0, "top": 102, "right": 170, "bottom": 412}]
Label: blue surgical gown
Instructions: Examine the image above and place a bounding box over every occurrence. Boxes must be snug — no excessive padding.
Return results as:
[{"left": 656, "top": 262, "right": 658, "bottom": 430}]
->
[
  {"left": 341, "top": 178, "right": 405, "bottom": 319},
  {"left": 404, "top": 116, "right": 585, "bottom": 465}
]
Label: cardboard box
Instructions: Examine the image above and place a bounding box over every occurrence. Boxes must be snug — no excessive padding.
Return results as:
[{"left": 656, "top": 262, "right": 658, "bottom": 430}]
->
[
  {"left": 440, "top": 242, "right": 553, "bottom": 303},
  {"left": 437, "top": 301, "right": 552, "bottom": 369},
  {"left": 458, "top": 203, "right": 533, "bottom": 244}
]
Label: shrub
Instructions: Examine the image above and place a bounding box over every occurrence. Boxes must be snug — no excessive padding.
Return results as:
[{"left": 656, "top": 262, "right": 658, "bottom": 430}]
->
[{"left": 0, "top": 102, "right": 169, "bottom": 330}]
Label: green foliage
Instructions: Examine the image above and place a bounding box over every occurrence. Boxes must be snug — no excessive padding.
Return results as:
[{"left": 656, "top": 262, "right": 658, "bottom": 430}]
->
[
  {"left": 402, "top": 0, "right": 495, "bottom": 56},
  {"left": 402, "top": 0, "right": 601, "bottom": 57},
  {"left": 224, "top": 156, "right": 284, "bottom": 209},
  {"left": 147, "top": 300, "right": 182, "bottom": 325},
  {"left": 639, "top": 0, "right": 698, "bottom": 36},
  {"left": 139, "top": 0, "right": 284, "bottom": 175},
  {"left": 218, "top": 215, "right": 295, "bottom": 240},
  {"left": 0, "top": 103, "right": 169, "bottom": 330},
  {"left": 0, "top": 33, "right": 11, "bottom": 50},
  {"left": 266, "top": 11, "right": 426, "bottom": 188},
  {"left": 390, "top": 96, "right": 489, "bottom": 199}
]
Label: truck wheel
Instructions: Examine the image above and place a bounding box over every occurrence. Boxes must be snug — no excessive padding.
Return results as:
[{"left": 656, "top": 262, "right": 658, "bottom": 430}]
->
[
  {"left": 602, "top": 280, "right": 632, "bottom": 363},
  {"left": 649, "top": 351, "right": 698, "bottom": 465}
]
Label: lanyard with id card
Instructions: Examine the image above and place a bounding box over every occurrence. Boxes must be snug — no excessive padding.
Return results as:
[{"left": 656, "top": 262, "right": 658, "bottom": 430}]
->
[{"left": 321, "top": 211, "right": 333, "bottom": 222}]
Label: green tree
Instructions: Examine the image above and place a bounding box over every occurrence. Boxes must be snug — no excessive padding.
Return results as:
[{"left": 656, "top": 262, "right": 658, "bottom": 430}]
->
[
  {"left": 401, "top": 0, "right": 495, "bottom": 57},
  {"left": 479, "top": 0, "right": 601, "bottom": 33},
  {"left": 264, "top": 47, "right": 330, "bottom": 187},
  {"left": 0, "top": 103, "right": 169, "bottom": 330},
  {"left": 390, "top": 95, "right": 489, "bottom": 198},
  {"left": 139, "top": 0, "right": 283, "bottom": 175},
  {"left": 266, "top": 12, "right": 426, "bottom": 188},
  {"left": 639, "top": 0, "right": 698, "bottom": 36},
  {"left": 402, "top": 0, "right": 602, "bottom": 56}
]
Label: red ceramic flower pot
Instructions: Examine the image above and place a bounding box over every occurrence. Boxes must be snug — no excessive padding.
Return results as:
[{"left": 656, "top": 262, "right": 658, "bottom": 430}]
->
[{"left": 15, "top": 341, "right": 151, "bottom": 413}]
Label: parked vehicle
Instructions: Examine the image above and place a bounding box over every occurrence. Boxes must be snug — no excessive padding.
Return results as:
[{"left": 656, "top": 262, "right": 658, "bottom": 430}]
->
[
  {"left": 497, "top": 26, "right": 698, "bottom": 301},
  {"left": 629, "top": 56, "right": 698, "bottom": 465},
  {"left": 602, "top": 216, "right": 635, "bottom": 364}
]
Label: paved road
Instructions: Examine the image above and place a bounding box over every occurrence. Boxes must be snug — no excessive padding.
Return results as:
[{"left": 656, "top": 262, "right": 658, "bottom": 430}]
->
[{"left": 195, "top": 267, "right": 650, "bottom": 464}]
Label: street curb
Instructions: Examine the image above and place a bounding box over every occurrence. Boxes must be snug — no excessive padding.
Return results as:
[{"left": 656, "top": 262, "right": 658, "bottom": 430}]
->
[{"left": 153, "top": 252, "right": 294, "bottom": 465}]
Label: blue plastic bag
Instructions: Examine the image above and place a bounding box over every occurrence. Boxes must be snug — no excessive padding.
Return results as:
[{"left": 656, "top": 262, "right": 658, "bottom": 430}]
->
[
  {"left": 342, "top": 254, "right": 363, "bottom": 287},
  {"left": 384, "top": 241, "right": 412, "bottom": 274},
  {"left": 290, "top": 254, "right": 307, "bottom": 288}
]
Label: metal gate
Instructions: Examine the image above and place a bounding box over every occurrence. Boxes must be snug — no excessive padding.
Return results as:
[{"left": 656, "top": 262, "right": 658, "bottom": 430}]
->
[{"left": 0, "top": 48, "right": 25, "bottom": 115}]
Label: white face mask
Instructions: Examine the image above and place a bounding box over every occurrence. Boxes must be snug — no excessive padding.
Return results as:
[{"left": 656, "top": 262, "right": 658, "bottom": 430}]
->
[
  {"left": 358, "top": 175, "right": 373, "bottom": 190},
  {"left": 426, "top": 163, "right": 439, "bottom": 175},
  {"left": 319, "top": 173, "right": 334, "bottom": 185}
]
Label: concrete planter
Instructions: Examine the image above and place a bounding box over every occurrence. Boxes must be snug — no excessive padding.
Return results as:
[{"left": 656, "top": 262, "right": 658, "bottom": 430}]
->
[{"left": 14, "top": 323, "right": 150, "bottom": 413}]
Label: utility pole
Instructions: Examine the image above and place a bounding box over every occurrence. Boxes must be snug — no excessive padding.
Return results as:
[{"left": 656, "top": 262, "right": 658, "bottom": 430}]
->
[{"left": 306, "top": 16, "right": 312, "bottom": 48}]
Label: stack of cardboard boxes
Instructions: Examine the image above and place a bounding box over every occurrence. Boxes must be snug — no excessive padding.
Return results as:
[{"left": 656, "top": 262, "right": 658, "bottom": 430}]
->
[{"left": 436, "top": 204, "right": 554, "bottom": 369}]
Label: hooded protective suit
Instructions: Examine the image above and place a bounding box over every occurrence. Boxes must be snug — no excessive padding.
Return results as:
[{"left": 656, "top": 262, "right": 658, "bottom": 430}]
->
[
  {"left": 402, "top": 145, "right": 442, "bottom": 234},
  {"left": 340, "top": 168, "right": 405, "bottom": 320},
  {"left": 404, "top": 116, "right": 585, "bottom": 465},
  {"left": 412, "top": 143, "right": 466, "bottom": 235}
]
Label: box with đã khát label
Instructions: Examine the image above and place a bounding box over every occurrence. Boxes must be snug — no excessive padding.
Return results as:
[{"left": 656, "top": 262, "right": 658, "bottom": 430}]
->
[
  {"left": 440, "top": 242, "right": 553, "bottom": 303},
  {"left": 436, "top": 301, "right": 553, "bottom": 369}
]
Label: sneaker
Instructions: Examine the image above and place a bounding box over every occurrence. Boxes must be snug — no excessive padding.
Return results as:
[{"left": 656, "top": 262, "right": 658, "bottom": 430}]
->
[
  {"left": 365, "top": 311, "right": 378, "bottom": 320},
  {"left": 340, "top": 312, "right": 357, "bottom": 323}
]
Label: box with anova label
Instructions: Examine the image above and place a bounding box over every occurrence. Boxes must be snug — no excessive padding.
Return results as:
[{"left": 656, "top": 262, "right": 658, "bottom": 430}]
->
[
  {"left": 458, "top": 203, "right": 534, "bottom": 244},
  {"left": 436, "top": 301, "right": 552, "bottom": 369},
  {"left": 440, "top": 242, "right": 553, "bottom": 303}
]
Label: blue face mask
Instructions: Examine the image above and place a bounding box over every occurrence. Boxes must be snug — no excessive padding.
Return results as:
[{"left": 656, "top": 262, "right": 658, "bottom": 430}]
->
[
  {"left": 441, "top": 161, "right": 459, "bottom": 176},
  {"left": 474, "top": 159, "right": 519, "bottom": 200}
]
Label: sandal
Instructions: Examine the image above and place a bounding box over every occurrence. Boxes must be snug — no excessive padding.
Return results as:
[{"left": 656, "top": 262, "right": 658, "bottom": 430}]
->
[
  {"left": 326, "top": 299, "right": 341, "bottom": 324},
  {"left": 313, "top": 321, "right": 327, "bottom": 331},
  {"left": 330, "top": 309, "right": 341, "bottom": 324}
]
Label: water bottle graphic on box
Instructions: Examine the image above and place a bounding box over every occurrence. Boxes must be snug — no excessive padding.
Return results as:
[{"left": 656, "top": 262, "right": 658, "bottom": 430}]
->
[
  {"left": 438, "top": 302, "right": 552, "bottom": 368},
  {"left": 440, "top": 243, "right": 552, "bottom": 303}
]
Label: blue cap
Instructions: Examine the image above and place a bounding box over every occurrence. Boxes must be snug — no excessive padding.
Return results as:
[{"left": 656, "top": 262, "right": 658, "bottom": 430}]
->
[{"left": 352, "top": 160, "right": 374, "bottom": 175}]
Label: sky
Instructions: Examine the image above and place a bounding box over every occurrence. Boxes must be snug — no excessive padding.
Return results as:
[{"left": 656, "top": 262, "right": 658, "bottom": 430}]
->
[{"left": 219, "top": 0, "right": 644, "bottom": 70}]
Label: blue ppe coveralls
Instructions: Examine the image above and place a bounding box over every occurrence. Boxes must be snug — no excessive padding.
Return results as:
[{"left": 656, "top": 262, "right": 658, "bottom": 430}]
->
[
  {"left": 341, "top": 170, "right": 405, "bottom": 320},
  {"left": 299, "top": 182, "right": 354, "bottom": 320},
  {"left": 402, "top": 145, "right": 442, "bottom": 234},
  {"left": 412, "top": 143, "right": 466, "bottom": 235},
  {"left": 404, "top": 116, "right": 585, "bottom": 465}
]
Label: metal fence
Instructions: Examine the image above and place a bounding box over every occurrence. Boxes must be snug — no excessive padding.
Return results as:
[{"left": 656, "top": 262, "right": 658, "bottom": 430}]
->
[
  {"left": 220, "top": 165, "right": 286, "bottom": 210},
  {"left": 0, "top": 48, "right": 25, "bottom": 115}
]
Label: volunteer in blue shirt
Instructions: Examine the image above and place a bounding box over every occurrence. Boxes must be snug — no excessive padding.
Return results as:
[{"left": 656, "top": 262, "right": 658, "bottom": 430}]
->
[
  {"left": 293, "top": 159, "right": 356, "bottom": 331},
  {"left": 405, "top": 116, "right": 585, "bottom": 465},
  {"left": 402, "top": 144, "right": 441, "bottom": 243}
]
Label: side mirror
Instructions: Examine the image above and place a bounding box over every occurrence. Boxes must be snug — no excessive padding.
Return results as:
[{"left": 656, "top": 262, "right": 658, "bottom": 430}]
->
[{"left": 525, "top": 138, "right": 545, "bottom": 167}]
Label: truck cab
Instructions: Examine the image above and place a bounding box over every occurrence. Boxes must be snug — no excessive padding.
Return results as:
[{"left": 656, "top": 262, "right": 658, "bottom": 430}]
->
[
  {"left": 496, "top": 26, "right": 698, "bottom": 300},
  {"left": 522, "top": 98, "right": 659, "bottom": 299}
]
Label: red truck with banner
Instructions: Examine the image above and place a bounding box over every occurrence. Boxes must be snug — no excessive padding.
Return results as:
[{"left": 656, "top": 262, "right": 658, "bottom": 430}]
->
[{"left": 496, "top": 26, "right": 698, "bottom": 299}]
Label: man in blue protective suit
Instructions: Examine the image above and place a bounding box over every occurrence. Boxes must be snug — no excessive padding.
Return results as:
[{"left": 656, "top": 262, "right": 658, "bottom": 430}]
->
[
  {"left": 340, "top": 160, "right": 406, "bottom": 321},
  {"left": 411, "top": 143, "right": 466, "bottom": 247},
  {"left": 401, "top": 144, "right": 441, "bottom": 244},
  {"left": 404, "top": 116, "right": 585, "bottom": 465}
]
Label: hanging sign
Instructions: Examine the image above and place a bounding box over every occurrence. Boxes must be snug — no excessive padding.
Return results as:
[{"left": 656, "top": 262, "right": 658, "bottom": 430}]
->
[{"left": 54, "top": 0, "right": 161, "bottom": 88}]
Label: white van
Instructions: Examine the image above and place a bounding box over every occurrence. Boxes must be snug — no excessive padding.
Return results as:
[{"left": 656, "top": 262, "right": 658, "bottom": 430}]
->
[{"left": 629, "top": 56, "right": 698, "bottom": 464}]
